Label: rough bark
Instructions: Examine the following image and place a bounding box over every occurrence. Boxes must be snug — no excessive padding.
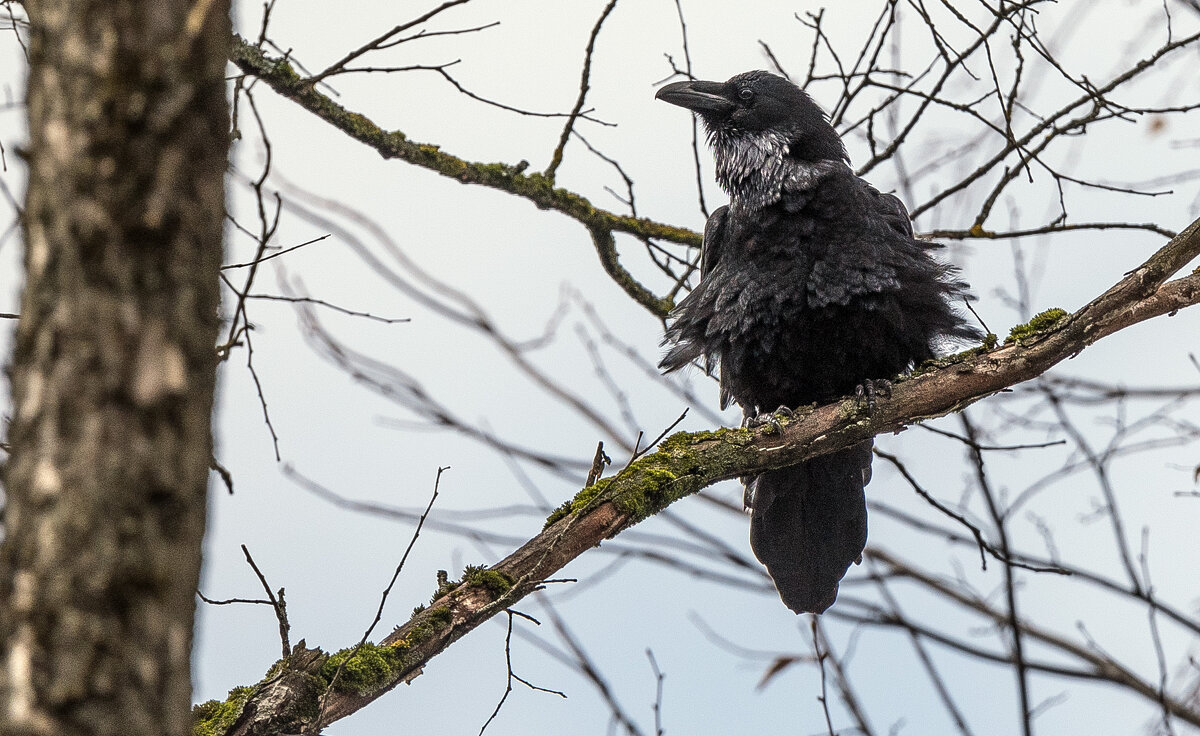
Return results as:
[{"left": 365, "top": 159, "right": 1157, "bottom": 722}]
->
[{"left": 0, "top": 2, "right": 230, "bottom": 735}]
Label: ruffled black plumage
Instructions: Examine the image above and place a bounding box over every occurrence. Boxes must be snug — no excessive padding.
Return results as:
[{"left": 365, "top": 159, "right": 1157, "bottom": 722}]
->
[{"left": 658, "top": 71, "right": 979, "bottom": 613}]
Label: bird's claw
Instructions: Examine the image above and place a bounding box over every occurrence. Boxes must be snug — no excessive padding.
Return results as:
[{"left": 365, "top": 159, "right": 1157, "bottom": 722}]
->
[
  {"left": 746, "top": 405, "right": 796, "bottom": 434},
  {"left": 855, "top": 379, "right": 893, "bottom": 412}
]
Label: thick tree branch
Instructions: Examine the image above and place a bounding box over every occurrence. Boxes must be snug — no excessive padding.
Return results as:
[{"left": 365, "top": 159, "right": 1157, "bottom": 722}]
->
[
  {"left": 228, "top": 35, "right": 689, "bottom": 317},
  {"left": 205, "top": 219, "right": 1200, "bottom": 735}
]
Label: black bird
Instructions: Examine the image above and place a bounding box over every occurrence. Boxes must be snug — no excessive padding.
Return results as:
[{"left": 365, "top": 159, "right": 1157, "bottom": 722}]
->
[{"left": 656, "top": 71, "right": 978, "bottom": 614}]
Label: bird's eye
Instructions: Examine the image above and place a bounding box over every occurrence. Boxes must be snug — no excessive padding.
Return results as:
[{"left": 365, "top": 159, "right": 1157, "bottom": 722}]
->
[{"left": 738, "top": 88, "right": 754, "bottom": 101}]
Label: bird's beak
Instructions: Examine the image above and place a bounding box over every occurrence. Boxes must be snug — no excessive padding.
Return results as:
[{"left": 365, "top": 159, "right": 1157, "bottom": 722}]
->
[{"left": 655, "top": 79, "right": 734, "bottom": 115}]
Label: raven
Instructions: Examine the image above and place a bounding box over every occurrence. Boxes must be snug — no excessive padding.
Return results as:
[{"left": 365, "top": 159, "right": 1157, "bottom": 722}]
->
[{"left": 657, "top": 71, "right": 978, "bottom": 614}]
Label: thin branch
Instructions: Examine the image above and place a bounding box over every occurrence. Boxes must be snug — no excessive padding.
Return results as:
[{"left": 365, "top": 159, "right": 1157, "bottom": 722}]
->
[
  {"left": 646, "top": 650, "right": 665, "bottom": 736},
  {"left": 961, "top": 413, "right": 1032, "bottom": 736},
  {"left": 815, "top": 619, "right": 877, "bottom": 736},
  {"left": 309, "top": 466, "right": 446, "bottom": 736},
  {"left": 244, "top": 292, "right": 410, "bottom": 324},
  {"left": 669, "top": 0, "right": 708, "bottom": 217},
  {"left": 866, "top": 558, "right": 974, "bottom": 735},
  {"left": 544, "top": 0, "right": 619, "bottom": 180},
  {"left": 306, "top": 0, "right": 474, "bottom": 85},
  {"left": 196, "top": 592, "right": 272, "bottom": 606},
  {"left": 875, "top": 448, "right": 1069, "bottom": 573},
  {"left": 220, "top": 233, "right": 330, "bottom": 270},
  {"left": 812, "top": 619, "right": 837, "bottom": 736},
  {"left": 363, "top": 467, "right": 446, "bottom": 643},
  {"left": 856, "top": 548, "right": 1200, "bottom": 727},
  {"left": 240, "top": 544, "right": 290, "bottom": 659},
  {"left": 478, "top": 610, "right": 567, "bottom": 735}
]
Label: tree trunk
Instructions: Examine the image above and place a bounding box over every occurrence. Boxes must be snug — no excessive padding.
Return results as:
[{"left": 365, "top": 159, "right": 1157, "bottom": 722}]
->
[{"left": 0, "top": 2, "right": 230, "bottom": 735}]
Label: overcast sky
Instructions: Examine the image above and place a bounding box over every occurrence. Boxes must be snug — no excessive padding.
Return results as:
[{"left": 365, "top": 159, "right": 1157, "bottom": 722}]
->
[{"left": 2, "top": 2, "right": 1200, "bottom": 734}]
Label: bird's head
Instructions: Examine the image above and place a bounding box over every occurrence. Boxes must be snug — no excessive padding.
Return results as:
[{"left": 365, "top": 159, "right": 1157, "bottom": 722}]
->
[{"left": 655, "top": 70, "right": 846, "bottom": 164}]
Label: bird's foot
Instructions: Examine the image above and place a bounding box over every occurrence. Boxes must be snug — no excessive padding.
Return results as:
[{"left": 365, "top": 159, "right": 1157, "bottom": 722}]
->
[
  {"left": 746, "top": 405, "right": 796, "bottom": 435},
  {"left": 855, "top": 379, "right": 893, "bottom": 413}
]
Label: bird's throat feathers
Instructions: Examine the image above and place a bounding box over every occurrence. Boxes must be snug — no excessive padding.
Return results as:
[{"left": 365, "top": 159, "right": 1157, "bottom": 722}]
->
[{"left": 710, "top": 127, "right": 841, "bottom": 211}]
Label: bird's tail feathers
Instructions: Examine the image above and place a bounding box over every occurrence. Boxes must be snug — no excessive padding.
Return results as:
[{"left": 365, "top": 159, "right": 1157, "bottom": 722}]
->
[{"left": 747, "top": 441, "right": 872, "bottom": 614}]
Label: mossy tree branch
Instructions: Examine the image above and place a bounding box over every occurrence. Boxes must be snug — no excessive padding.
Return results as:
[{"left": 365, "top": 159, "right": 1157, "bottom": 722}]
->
[
  {"left": 203, "top": 218, "right": 1200, "bottom": 735},
  {"left": 228, "top": 35, "right": 691, "bottom": 318}
]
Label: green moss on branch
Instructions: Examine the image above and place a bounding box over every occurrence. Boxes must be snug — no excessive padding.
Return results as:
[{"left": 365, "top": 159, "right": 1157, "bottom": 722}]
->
[
  {"left": 192, "top": 687, "right": 253, "bottom": 736},
  {"left": 229, "top": 35, "right": 695, "bottom": 318},
  {"left": 321, "top": 643, "right": 408, "bottom": 695},
  {"left": 544, "top": 427, "right": 758, "bottom": 528},
  {"left": 1005, "top": 308, "right": 1069, "bottom": 343}
]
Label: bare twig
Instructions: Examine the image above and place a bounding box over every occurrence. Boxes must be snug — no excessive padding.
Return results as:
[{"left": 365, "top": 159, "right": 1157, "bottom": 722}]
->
[
  {"left": 811, "top": 619, "right": 837, "bottom": 736},
  {"left": 240, "top": 544, "right": 290, "bottom": 659},
  {"left": 545, "top": 0, "right": 619, "bottom": 180},
  {"left": 309, "top": 466, "right": 447, "bottom": 735},
  {"left": 478, "top": 610, "right": 567, "bottom": 735},
  {"left": 306, "top": 0, "right": 475, "bottom": 85},
  {"left": 960, "top": 413, "right": 1032, "bottom": 736}
]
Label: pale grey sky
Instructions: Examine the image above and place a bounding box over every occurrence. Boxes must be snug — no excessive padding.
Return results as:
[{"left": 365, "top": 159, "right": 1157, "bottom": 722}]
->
[{"left": 2, "top": 2, "right": 1199, "bottom": 734}]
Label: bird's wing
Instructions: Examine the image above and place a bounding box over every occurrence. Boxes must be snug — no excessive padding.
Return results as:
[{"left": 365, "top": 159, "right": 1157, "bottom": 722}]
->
[
  {"left": 700, "top": 206, "right": 736, "bottom": 408},
  {"left": 806, "top": 176, "right": 982, "bottom": 347},
  {"left": 658, "top": 205, "right": 730, "bottom": 379},
  {"left": 699, "top": 204, "right": 729, "bottom": 281},
  {"left": 806, "top": 177, "right": 915, "bottom": 309},
  {"left": 863, "top": 182, "right": 915, "bottom": 239}
]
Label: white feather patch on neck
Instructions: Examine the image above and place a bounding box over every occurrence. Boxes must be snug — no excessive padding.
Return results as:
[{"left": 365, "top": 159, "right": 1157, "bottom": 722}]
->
[{"left": 710, "top": 128, "right": 839, "bottom": 211}]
